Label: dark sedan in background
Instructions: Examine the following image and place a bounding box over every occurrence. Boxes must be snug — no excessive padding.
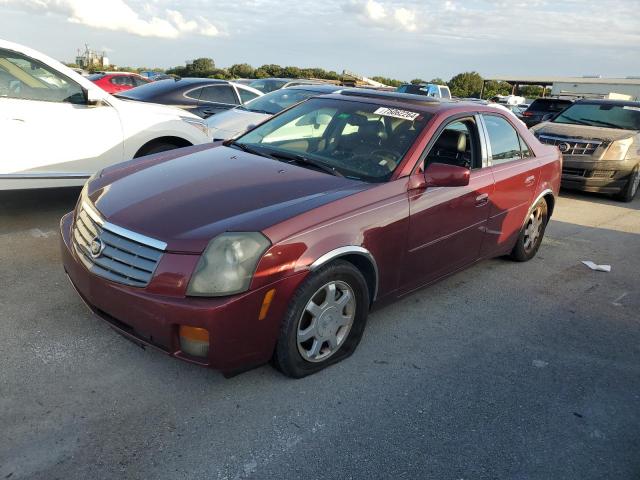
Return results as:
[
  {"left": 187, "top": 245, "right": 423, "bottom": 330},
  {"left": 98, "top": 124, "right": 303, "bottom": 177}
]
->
[
  {"left": 116, "top": 78, "right": 263, "bottom": 118},
  {"left": 522, "top": 98, "right": 573, "bottom": 128},
  {"left": 61, "top": 90, "right": 561, "bottom": 378}
]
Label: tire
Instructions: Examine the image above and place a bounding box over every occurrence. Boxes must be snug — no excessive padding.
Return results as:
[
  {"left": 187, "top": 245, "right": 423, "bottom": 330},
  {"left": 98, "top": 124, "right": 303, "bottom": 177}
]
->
[
  {"left": 134, "top": 142, "right": 181, "bottom": 158},
  {"left": 510, "top": 198, "right": 549, "bottom": 262},
  {"left": 615, "top": 165, "right": 640, "bottom": 203},
  {"left": 273, "top": 260, "right": 370, "bottom": 378}
]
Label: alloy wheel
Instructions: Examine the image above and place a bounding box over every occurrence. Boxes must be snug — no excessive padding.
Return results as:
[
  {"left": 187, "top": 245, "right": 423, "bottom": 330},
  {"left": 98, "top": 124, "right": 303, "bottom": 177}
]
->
[
  {"left": 523, "top": 204, "right": 544, "bottom": 252},
  {"left": 297, "top": 280, "right": 356, "bottom": 363}
]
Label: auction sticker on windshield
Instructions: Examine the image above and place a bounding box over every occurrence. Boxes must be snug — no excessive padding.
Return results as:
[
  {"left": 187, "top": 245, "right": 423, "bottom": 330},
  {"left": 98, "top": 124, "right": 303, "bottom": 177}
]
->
[{"left": 374, "top": 107, "right": 420, "bottom": 121}]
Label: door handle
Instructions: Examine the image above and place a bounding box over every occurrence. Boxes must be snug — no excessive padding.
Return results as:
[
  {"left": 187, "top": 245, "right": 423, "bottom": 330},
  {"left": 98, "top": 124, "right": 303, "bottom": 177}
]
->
[
  {"left": 524, "top": 175, "right": 536, "bottom": 186},
  {"left": 475, "top": 193, "right": 489, "bottom": 207}
]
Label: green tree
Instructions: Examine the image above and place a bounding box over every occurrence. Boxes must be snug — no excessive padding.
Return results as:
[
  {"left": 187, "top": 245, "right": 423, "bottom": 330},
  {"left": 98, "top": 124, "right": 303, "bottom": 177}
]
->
[
  {"left": 228, "top": 63, "right": 254, "bottom": 78},
  {"left": 482, "top": 80, "right": 512, "bottom": 99},
  {"left": 410, "top": 78, "right": 426, "bottom": 84},
  {"left": 518, "top": 85, "right": 545, "bottom": 98},
  {"left": 448, "top": 71, "right": 483, "bottom": 98},
  {"left": 429, "top": 77, "right": 447, "bottom": 85},
  {"left": 259, "top": 64, "right": 284, "bottom": 77},
  {"left": 370, "top": 76, "right": 403, "bottom": 87},
  {"left": 189, "top": 57, "right": 215, "bottom": 74}
]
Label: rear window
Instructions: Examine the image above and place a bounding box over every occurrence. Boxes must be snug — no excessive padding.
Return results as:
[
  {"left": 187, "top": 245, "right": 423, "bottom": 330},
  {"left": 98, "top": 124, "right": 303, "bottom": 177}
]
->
[{"left": 528, "top": 99, "right": 572, "bottom": 113}]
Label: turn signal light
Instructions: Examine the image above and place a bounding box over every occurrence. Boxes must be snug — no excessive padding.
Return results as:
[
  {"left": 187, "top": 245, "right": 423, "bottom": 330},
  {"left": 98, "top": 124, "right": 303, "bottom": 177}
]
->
[
  {"left": 179, "top": 326, "right": 209, "bottom": 358},
  {"left": 259, "top": 289, "right": 276, "bottom": 320}
]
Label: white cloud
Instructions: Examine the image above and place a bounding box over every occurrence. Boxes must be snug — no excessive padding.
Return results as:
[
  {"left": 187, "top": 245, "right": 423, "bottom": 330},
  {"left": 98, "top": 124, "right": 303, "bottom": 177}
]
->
[
  {"left": 343, "top": 0, "right": 418, "bottom": 32},
  {"left": 0, "top": 0, "right": 221, "bottom": 38}
]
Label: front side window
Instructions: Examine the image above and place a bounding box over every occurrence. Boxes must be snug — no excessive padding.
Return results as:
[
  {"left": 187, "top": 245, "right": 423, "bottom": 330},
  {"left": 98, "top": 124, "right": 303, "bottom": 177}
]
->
[
  {"left": 552, "top": 102, "right": 640, "bottom": 131},
  {"left": 483, "top": 114, "right": 522, "bottom": 164},
  {"left": 235, "top": 98, "right": 431, "bottom": 182},
  {"left": 0, "top": 48, "right": 84, "bottom": 104},
  {"left": 199, "top": 85, "right": 237, "bottom": 104},
  {"left": 425, "top": 119, "right": 479, "bottom": 170}
]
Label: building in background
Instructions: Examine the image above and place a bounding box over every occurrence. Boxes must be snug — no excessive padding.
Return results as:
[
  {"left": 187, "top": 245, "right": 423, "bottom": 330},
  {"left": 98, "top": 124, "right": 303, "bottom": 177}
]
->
[{"left": 75, "top": 44, "right": 109, "bottom": 70}]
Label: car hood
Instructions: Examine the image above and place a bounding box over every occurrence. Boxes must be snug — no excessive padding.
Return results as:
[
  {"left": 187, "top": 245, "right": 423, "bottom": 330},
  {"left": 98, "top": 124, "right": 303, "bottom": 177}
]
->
[
  {"left": 88, "top": 145, "right": 368, "bottom": 253},
  {"left": 532, "top": 122, "right": 638, "bottom": 142},
  {"left": 206, "top": 109, "right": 271, "bottom": 139}
]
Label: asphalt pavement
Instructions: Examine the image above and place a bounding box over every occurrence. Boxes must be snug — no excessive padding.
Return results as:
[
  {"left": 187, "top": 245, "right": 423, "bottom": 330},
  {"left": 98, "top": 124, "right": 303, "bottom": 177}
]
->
[{"left": 1, "top": 187, "right": 639, "bottom": 480}]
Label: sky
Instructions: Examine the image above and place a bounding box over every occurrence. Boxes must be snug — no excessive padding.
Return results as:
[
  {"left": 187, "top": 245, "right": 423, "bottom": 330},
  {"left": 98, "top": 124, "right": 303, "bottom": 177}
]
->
[{"left": 1, "top": 0, "right": 639, "bottom": 80}]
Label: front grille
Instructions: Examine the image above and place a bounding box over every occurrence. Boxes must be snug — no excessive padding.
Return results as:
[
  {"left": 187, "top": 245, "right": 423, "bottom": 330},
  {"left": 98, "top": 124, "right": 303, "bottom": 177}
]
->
[
  {"left": 72, "top": 205, "right": 164, "bottom": 287},
  {"left": 538, "top": 134, "right": 603, "bottom": 156},
  {"left": 588, "top": 170, "right": 615, "bottom": 179}
]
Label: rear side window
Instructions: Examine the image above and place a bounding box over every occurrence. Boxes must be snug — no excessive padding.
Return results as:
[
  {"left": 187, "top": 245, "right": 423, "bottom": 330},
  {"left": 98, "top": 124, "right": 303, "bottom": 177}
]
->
[
  {"left": 185, "top": 87, "right": 203, "bottom": 101},
  {"left": 199, "top": 85, "right": 238, "bottom": 104},
  {"left": 132, "top": 76, "right": 149, "bottom": 87},
  {"left": 237, "top": 87, "right": 260, "bottom": 104},
  {"left": 110, "top": 76, "right": 134, "bottom": 87},
  {"left": 483, "top": 114, "right": 522, "bottom": 164}
]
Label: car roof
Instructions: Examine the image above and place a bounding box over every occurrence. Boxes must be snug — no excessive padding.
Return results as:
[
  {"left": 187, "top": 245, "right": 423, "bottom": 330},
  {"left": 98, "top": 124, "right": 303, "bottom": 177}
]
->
[
  {"left": 574, "top": 98, "right": 640, "bottom": 107},
  {"left": 286, "top": 84, "right": 342, "bottom": 93}
]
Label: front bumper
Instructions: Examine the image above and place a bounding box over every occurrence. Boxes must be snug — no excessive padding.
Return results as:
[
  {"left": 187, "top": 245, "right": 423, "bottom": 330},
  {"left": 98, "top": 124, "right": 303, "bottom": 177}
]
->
[
  {"left": 560, "top": 157, "right": 637, "bottom": 194},
  {"left": 60, "top": 212, "right": 307, "bottom": 374}
]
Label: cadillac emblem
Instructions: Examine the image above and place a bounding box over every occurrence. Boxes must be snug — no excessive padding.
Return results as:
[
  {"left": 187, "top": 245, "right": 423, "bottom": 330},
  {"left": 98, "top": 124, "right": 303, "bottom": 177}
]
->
[
  {"left": 558, "top": 142, "right": 571, "bottom": 153},
  {"left": 89, "top": 236, "right": 105, "bottom": 258}
]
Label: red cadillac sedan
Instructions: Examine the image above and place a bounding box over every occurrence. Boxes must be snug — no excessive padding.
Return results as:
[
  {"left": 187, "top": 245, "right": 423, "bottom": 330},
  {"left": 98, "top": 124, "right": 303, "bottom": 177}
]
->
[{"left": 61, "top": 90, "right": 561, "bottom": 378}]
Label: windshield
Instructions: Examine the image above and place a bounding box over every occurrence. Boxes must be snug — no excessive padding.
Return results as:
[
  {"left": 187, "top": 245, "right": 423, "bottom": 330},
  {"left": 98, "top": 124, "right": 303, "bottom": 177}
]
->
[
  {"left": 242, "top": 88, "right": 327, "bottom": 115},
  {"left": 552, "top": 103, "right": 640, "bottom": 130},
  {"left": 249, "top": 79, "right": 289, "bottom": 93},
  {"left": 234, "top": 97, "right": 431, "bottom": 182}
]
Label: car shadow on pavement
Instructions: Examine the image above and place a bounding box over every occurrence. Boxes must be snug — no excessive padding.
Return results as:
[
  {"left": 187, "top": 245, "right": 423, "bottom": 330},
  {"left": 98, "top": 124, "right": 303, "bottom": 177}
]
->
[{"left": 559, "top": 187, "right": 640, "bottom": 211}]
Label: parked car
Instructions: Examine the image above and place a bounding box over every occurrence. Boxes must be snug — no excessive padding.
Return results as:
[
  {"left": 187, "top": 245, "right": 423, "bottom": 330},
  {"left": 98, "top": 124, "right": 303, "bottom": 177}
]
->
[
  {"left": 207, "top": 84, "right": 343, "bottom": 141},
  {"left": 522, "top": 98, "right": 573, "bottom": 128},
  {"left": 0, "top": 39, "right": 212, "bottom": 190},
  {"left": 61, "top": 89, "right": 561, "bottom": 377},
  {"left": 248, "top": 78, "right": 327, "bottom": 94},
  {"left": 532, "top": 99, "right": 640, "bottom": 201},
  {"left": 116, "top": 78, "right": 263, "bottom": 118},
  {"left": 88, "top": 71, "right": 151, "bottom": 94},
  {"left": 396, "top": 83, "right": 452, "bottom": 99}
]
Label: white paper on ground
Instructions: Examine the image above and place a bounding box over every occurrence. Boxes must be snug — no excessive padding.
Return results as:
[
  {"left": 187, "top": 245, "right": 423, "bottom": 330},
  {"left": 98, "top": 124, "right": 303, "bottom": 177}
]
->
[{"left": 581, "top": 261, "right": 611, "bottom": 272}]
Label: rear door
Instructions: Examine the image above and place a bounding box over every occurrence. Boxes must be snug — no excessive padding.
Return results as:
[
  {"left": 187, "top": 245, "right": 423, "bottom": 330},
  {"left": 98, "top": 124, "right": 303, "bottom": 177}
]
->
[
  {"left": 402, "top": 115, "right": 495, "bottom": 293},
  {"left": 479, "top": 113, "right": 540, "bottom": 257},
  {"left": 196, "top": 84, "right": 239, "bottom": 118}
]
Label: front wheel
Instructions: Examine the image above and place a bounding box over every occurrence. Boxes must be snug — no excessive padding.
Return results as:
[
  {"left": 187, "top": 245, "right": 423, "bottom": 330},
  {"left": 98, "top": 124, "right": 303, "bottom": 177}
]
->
[
  {"left": 615, "top": 165, "right": 640, "bottom": 203},
  {"left": 510, "top": 198, "right": 549, "bottom": 262},
  {"left": 273, "top": 260, "right": 369, "bottom": 378}
]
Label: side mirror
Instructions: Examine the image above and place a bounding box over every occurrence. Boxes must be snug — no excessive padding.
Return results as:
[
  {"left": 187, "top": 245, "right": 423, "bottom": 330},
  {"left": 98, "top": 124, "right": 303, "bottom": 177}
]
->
[
  {"left": 424, "top": 162, "right": 470, "bottom": 187},
  {"left": 85, "top": 88, "right": 104, "bottom": 106}
]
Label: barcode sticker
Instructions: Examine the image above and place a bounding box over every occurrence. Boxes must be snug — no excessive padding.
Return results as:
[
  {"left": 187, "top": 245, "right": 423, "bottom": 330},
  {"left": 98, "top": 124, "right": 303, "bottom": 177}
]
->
[{"left": 374, "top": 107, "right": 420, "bottom": 121}]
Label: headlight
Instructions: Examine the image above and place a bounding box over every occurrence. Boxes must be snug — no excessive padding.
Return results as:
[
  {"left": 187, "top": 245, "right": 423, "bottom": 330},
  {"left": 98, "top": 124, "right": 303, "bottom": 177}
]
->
[
  {"left": 602, "top": 138, "right": 633, "bottom": 160},
  {"left": 180, "top": 116, "right": 210, "bottom": 137},
  {"left": 187, "top": 232, "right": 271, "bottom": 297}
]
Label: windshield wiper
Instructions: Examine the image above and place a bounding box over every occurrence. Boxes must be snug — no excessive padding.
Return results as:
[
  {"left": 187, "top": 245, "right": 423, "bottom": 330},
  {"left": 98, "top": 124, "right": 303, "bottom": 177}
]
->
[
  {"left": 227, "top": 141, "right": 275, "bottom": 159},
  {"left": 267, "top": 150, "right": 344, "bottom": 177},
  {"left": 581, "top": 118, "right": 624, "bottom": 129},
  {"left": 555, "top": 115, "right": 592, "bottom": 126}
]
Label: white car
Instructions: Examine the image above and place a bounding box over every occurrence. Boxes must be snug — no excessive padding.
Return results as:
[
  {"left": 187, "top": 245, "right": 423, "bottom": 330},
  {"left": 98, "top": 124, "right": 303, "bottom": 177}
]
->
[
  {"left": 0, "top": 39, "right": 212, "bottom": 190},
  {"left": 207, "top": 84, "right": 343, "bottom": 141}
]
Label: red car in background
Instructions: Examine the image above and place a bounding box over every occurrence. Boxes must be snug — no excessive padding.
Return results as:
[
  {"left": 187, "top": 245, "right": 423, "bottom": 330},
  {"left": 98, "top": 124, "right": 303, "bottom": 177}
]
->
[
  {"left": 88, "top": 71, "right": 150, "bottom": 94},
  {"left": 61, "top": 90, "right": 561, "bottom": 378}
]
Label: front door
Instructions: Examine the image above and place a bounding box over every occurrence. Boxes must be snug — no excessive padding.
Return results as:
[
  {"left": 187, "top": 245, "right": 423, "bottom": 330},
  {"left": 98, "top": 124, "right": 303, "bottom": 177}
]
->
[
  {"left": 0, "top": 47, "right": 123, "bottom": 182},
  {"left": 402, "top": 117, "right": 495, "bottom": 293}
]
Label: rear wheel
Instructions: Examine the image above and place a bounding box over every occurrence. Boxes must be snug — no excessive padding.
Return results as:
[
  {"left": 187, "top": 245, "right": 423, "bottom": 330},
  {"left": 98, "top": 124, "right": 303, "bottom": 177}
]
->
[
  {"left": 274, "top": 260, "right": 369, "bottom": 378},
  {"left": 615, "top": 165, "right": 640, "bottom": 203},
  {"left": 510, "top": 198, "right": 548, "bottom": 262}
]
